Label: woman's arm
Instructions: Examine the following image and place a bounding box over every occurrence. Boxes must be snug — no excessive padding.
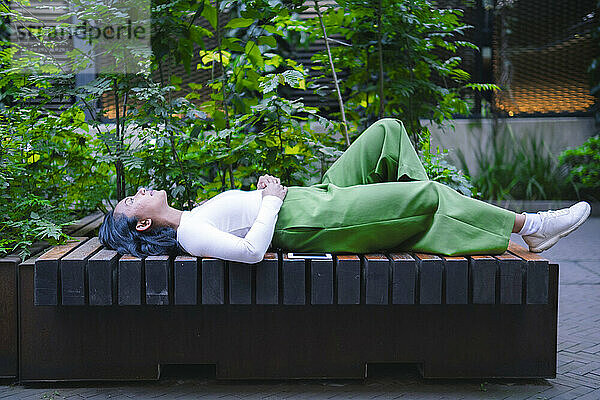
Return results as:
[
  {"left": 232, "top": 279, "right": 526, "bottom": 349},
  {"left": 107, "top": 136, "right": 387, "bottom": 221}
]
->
[{"left": 178, "top": 195, "right": 284, "bottom": 263}]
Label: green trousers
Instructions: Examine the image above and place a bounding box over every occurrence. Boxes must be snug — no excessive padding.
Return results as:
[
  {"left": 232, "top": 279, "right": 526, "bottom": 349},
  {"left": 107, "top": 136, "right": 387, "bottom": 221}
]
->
[{"left": 271, "top": 118, "right": 516, "bottom": 256}]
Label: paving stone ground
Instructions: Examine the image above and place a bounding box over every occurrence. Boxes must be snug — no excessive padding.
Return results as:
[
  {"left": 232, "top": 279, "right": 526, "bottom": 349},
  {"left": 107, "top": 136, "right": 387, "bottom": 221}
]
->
[{"left": 1, "top": 218, "right": 598, "bottom": 400}]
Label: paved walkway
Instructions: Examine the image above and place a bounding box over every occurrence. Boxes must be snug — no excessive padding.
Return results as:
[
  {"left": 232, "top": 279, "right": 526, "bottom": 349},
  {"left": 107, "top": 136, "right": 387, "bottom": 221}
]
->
[{"left": 1, "top": 218, "right": 599, "bottom": 400}]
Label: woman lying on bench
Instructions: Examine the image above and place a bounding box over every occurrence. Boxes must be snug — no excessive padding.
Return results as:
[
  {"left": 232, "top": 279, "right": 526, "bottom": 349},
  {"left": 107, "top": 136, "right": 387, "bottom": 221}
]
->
[{"left": 99, "top": 119, "right": 591, "bottom": 263}]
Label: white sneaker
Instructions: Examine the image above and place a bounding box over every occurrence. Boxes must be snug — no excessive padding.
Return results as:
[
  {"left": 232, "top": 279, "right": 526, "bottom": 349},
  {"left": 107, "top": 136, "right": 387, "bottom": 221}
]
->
[{"left": 522, "top": 201, "right": 591, "bottom": 253}]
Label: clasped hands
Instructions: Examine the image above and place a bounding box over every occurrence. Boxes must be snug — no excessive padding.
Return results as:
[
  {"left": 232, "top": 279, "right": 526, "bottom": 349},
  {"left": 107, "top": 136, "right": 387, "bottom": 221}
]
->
[{"left": 257, "top": 174, "right": 288, "bottom": 201}]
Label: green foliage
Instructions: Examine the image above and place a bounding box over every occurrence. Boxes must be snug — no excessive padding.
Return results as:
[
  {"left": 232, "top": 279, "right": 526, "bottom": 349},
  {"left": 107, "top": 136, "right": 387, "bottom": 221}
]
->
[
  {"left": 169, "top": 0, "right": 343, "bottom": 197},
  {"left": 456, "top": 123, "right": 577, "bottom": 201},
  {"left": 0, "top": 106, "right": 111, "bottom": 257},
  {"left": 418, "top": 130, "right": 476, "bottom": 197},
  {"left": 305, "top": 0, "right": 497, "bottom": 144},
  {"left": 559, "top": 135, "right": 600, "bottom": 201}
]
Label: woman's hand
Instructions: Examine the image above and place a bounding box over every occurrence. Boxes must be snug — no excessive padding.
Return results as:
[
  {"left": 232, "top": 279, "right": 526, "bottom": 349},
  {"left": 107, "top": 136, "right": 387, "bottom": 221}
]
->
[
  {"left": 257, "top": 174, "right": 280, "bottom": 189},
  {"left": 262, "top": 181, "right": 288, "bottom": 201}
]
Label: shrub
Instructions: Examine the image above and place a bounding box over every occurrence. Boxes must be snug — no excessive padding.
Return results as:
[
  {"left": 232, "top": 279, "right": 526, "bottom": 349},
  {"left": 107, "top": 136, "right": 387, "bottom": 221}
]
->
[
  {"left": 456, "top": 123, "right": 577, "bottom": 201},
  {"left": 559, "top": 135, "right": 600, "bottom": 201},
  {"left": 0, "top": 106, "right": 111, "bottom": 258}
]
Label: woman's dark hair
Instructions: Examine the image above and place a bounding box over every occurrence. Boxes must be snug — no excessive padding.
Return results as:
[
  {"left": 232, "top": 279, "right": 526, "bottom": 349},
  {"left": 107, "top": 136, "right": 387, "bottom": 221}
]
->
[{"left": 98, "top": 210, "right": 181, "bottom": 258}]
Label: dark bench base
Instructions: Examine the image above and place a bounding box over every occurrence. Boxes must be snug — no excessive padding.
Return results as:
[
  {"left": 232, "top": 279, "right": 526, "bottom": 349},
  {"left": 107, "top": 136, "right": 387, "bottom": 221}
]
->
[
  {"left": 19, "top": 263, "right": 558, "bottom": 381},
  {"left": 0, "top": 212, "right": 104, "bottom": 381}
]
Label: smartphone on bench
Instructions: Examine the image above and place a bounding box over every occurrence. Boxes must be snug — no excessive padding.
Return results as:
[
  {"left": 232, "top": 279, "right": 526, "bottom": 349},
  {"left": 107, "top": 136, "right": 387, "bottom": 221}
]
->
[{"left": 287, "top": 253, "right": 332, "bottom": 260}]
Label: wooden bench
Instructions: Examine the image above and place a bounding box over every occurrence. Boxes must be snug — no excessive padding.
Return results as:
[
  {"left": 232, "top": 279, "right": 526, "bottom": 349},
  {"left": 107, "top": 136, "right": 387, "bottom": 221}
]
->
[
  {"left": 18, "top": 239, "right": 557, "bottom": 382},
  {"left": 0, "top": 211, "right": 104, "bottom": 381}
]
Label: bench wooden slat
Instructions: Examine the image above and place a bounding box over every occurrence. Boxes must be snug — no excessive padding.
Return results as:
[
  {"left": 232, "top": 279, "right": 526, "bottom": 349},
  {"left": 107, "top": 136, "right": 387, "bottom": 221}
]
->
[
  {"left": 335, "top": 255, "right": 360, "bottom": 305},
  {"left": 144, "top": 255, "right": 170, "bottom": 305},
  {"left": 310, "top": 259, "right": 333, "bottom": 305},
  {"left": 507, "top": 242, "right": 549, "bottom": 262},
  {"left": 64, "top": 211, "right": 103, "bottom": 234},
  {"left": 229, "top": 261, "right": 252, "bottom": 305},
  {"left": 442, "top": 256, "right": 468, "bottom": 304},
  {"left": 69, "top": 211, "right": 105, "bottom": 237},
  {"left": 414, "top": 253, "right": 443, "bottom": 304},
  {"left": 526, "top": 261, "right": 549, "bottom": 304},
  {"left": 118, "top": 255, "right": 142, "bottom": 305},
  {"left": 495, "top": 252, "right": 524, "bottom": 304},
  {"left": 31, "top": 243, "right": 551, "bottom": 307},
  {"left": 88, "top": 249, "right": 119, "bottom": 305},
  {"left": 256, "top": 252, "right": 278, "bottom": 304},
  {"left": 282, "top": 253, "right": 305, "bottom": 305},
  {"left": 60, "top": 237, "right": 103, "bottom": 306},
  {"left": 469, "top": 255, "right": 497, "bottom": 304},
  {"left": 508, "top": 242, "right": 549, "bottom": 304},
  {"left": 389, "top": 253, "right": 417, "bottom": 304},
  {"left": 201, "top": 258, "right": 225, "bottom": 304},
  {"left": 363, "top": 254, "right": 390, "bottom": 305},
  {"left": 174, "top": 256, "right": 197, "bottom": 305},
  {"left": 34, "top": 238, "right": 87, "bottom": 306},
  {"left": 0, "top": 256, "right": 20, "bottom": 377}
]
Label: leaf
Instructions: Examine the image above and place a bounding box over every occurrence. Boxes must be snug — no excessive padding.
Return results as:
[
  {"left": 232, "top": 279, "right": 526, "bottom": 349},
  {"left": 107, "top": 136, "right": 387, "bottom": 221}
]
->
[
  {"left": 258, "top": 36, "right": 277, "bottom": 47},
  {"left": 27, "top": 153, "right": 40, "bottom": 163},
  {"left": 281, "top": 69, "right": 303, "bottom": 88},
  {"left": 284, "top": 144, "right": 303, "bottom": 154},
  {"left": 199, "top": 50, "right": 231, "bottom": 67},
  {"left": 213, "top": 110, "right": 226, "bottom": 130},
  {"left": 263, "top": 25, "right": 285, "bottom": 37},
  {"left": 259, "top": 74, "right": 279, "bottom": 94},
  {"left": 225, "top": 18, "right": 255, "bottom": 29},
  {"left": 245, "top": 41, "right": 264, "bottom": 69},
  {"left": 189, "top": 25, "right": 209, "bottom": 48},
  {"left": 201, "top": 1, "right": 217, "bottom": 30},
  {"left": 222, "top": 37, "right": 244, "bottom": 52},
  {"left": 465, "top": 83, "right": 500, "bottom": 92}
]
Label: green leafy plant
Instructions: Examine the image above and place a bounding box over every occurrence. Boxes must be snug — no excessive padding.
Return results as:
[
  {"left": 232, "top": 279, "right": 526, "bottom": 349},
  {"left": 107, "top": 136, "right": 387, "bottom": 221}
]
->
[
  {"left": 559, "top": 135, "right": 600, "bottom": 202},
  {"left": 456, "top": 123, "right": 577, "bottom": 201},
  {"left": 305, "top": 0, "right": 497, "bottom": 146},
  {"left": 0, "top": 106, "right": 111, "bottom": 258},
  {"left": 418, "top": 129, "right": 477, "bottom": 197}
]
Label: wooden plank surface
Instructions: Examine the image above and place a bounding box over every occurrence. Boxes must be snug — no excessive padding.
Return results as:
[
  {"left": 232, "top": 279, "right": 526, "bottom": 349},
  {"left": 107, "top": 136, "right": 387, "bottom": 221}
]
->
[
  {"left": 414, "top": 253, "right": 443, "bottom": 304},
  {"left": 63, "top": 212, "right": 103, "bottom": 235},
  {"left": 310, "top": 259, "right": 333, "bottom": 305},
  {"left": 256, "top": 253, "right": 278, "bottom": 305},
  {"left": 88, "top": 249, "right": 119, "bottom": 305},
  {"left": 34, "top": 238, "right": 87, "bottom": 306},
  {"left": 145, "top": 255, "right": 170, "bottom": 305},
  {"left": 470, "top": 255, "right": 497, "bottom": 304},
  {"left": 508, "top": 242, "right": 549, "bottom": 304},
  {"left": 282, "top": 253, "right": 306, "bottom": 305},
  {"left": 335, "top": 255, "right": 360, "bottom": 305},
  {"left": 442, "top": 256, "right": 468, "bottom": 304},
  {"left": 363, "top": 254, "right": 390, "bottom": 305},
  {"left": 0, "top": 256, "right": 20, "bottom": 377},
  {"left": 389, "top": 253, "right": 417, "bottom": 305},
  {"left": 229, "top": 261, "right": 252, "bottom": 305},
  {"left": 69, "top": 212, "right": 105, "bottom": 237},
  {"left": 118, "top": 255, "right": 143, "bottom": 305},
  {"left": 60, "top": 237, "right": 103, "bottom": 305},
  {"left": 174, "top": 256, "right": 197, "bottom": 305},
  {"left": 495, "top": 252, "right": 524, "bottom": 304},
  {"left": 202, "top": 258, "right": 225, "bottom": 304}
]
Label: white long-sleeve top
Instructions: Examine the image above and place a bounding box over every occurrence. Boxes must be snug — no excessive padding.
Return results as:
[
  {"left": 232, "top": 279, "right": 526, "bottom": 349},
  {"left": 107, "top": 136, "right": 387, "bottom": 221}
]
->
[{"left": 176, "top": 189, "right": 284, "bottom": 263}]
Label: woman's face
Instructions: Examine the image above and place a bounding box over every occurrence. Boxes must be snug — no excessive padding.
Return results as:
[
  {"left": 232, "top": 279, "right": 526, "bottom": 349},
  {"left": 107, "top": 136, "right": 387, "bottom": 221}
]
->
[{"left": 114, "top": 187, "right": 168, "bottom": 229}]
